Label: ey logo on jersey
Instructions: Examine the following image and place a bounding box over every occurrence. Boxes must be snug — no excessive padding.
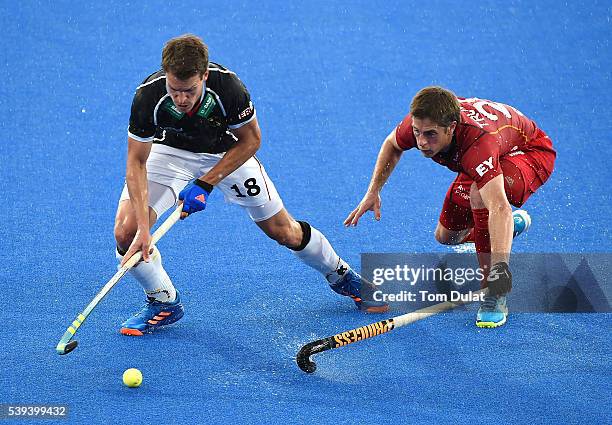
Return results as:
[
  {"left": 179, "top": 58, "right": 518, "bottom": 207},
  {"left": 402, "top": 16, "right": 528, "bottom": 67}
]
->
[{"left": 476, "top": 156, "right": 495, "bottom": 177}]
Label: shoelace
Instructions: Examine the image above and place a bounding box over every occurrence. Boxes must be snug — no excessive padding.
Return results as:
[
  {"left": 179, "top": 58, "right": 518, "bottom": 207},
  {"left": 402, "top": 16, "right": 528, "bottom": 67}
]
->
[
  {"left": 481, "top": 295, "right": 499, "bottom": 311},
  {"left": 132, "top": 299, "right": 159, "bottom": 318},
  {"left": 332, "top": 273, "right": 361, "bottom": 298}
]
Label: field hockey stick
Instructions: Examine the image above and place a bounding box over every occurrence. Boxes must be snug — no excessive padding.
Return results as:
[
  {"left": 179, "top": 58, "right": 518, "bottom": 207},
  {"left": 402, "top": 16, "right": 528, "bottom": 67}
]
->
[
  {"left": 296, "top": 288, "right": 487, "bottom": 373},
  {"left": 55, "top": 206, "right": 182, "bottom": 355}
]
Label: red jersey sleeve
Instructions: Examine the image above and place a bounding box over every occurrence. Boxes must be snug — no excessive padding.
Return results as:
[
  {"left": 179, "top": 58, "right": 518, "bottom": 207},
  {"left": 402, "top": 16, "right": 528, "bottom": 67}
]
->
[
  {"left": 460, "top": 133, "right": 503, "bottom": 189},
  {"left": 395, "top": 113, "right": 416, "bottom": 150}
]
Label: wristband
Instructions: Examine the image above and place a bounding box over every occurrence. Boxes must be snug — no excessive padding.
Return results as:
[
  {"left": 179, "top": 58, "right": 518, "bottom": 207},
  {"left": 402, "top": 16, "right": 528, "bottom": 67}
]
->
[{"left": 194, "top": 179, "right": 214, "bottom": 194}]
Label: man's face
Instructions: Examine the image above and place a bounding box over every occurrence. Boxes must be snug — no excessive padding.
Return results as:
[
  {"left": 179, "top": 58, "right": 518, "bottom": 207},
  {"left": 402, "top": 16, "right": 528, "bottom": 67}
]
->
[
  {"left": 411, "top": 117, "right": 456, "bottom": 158},
  {"left": 166, "top": 71, "right": 208, "bottom": 113}
]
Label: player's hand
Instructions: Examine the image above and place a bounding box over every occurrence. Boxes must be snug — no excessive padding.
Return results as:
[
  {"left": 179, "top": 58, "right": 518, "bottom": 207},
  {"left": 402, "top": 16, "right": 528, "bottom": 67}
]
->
[
  {"left": 486, "top": 261, "right": 512, "bottom": 296},
  {"left": 344, "top": 191, "right": 382, "bottom": 227},
  {"left": 178, "top": 179, "right": 213, "bottom": 219},
  {"left": 121, "top": 227, "right": 153, "bottom": 266}
]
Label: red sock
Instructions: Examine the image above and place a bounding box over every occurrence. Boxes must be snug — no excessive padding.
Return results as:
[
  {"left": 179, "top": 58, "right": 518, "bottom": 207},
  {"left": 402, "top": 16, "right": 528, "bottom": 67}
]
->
[{"left": 471, "top": 208, "right": 491, "bottom": 288}]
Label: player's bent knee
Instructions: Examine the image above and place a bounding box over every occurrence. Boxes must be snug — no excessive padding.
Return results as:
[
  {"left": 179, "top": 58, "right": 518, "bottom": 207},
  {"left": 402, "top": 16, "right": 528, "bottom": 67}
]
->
[
  {"left": 435, "top": 226, "right": 457, "bottom": 245},
  {"left": 114, "top": 202, "right": 138, "bottom": 249},
  {"left": 113, "top": 222, "right": 136, "bottom": 250},
  {"left": 435, "top": 226, "right": 451, "bottom": 245},
  {"left": 114, "top": 230, "right": 135, "bottom": 251},
  {"left": 435, "top": 223, "right": 469, "bottom": 245}
]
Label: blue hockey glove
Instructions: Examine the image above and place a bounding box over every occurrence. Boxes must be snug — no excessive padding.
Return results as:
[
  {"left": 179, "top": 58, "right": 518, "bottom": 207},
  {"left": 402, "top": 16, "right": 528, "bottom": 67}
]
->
[{"left": 178, "top": 179, "right": 214, "bottom": 218}]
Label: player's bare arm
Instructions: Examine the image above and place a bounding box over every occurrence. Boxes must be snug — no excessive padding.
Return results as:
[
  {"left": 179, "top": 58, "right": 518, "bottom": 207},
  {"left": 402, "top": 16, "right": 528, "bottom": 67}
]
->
[
  {"left": 344, "top": 129, "right": 404, "bottom": 226},
  {"left": 121, "top": 138, "right": 153, "bottom": 265},
  {"left": 474, "top": 174, "right": 513, "bottom": 265},
  {"left": 199, "top": 117, "right": 261, "bottom": 186}
]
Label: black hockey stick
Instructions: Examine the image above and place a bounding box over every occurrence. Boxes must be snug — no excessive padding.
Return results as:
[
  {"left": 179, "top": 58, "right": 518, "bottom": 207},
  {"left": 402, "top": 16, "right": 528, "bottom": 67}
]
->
[{"left": 296, "top": 289, "right": 486, "bottom": 373}]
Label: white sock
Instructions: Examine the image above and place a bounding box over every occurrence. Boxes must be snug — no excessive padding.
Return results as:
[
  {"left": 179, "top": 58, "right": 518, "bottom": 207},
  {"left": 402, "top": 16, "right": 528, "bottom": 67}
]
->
[
  {"left": 291, "top": 224, "right": 351, "bottom": 285},
  {"left": 116, "top": 246, "right": 177, "bottom": 303}
]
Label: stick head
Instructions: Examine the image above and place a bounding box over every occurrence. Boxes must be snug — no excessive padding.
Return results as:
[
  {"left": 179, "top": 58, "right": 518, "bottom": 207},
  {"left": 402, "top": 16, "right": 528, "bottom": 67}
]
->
[
  {"left": 296, "top": 345, "right": 317, "bottom": 373},
  {"left": 296, "top": 338, "right": 335, "bottom": 374},
  {"left": 56, "top": 340, "right": 78, "bottom": 355}
]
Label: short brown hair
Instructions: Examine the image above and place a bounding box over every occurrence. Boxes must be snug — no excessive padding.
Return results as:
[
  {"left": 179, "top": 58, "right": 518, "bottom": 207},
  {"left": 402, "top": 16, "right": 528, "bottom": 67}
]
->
[
  {"left": 410, "top": 86, "right": 460, "bottom": 127},
  {"left": 161, "top": 34, "right": 209, "bottom": 80}
]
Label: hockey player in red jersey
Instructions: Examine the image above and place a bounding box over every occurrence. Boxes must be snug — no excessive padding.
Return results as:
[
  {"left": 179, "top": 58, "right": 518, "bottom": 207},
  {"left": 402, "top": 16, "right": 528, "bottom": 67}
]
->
[{"left": 345, "top": 86, "right": 556, "bottom": 328}]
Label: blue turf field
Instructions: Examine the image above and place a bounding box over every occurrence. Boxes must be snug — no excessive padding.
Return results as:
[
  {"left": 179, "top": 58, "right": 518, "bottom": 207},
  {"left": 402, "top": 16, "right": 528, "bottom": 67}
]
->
[{"left": 2, "top": 1, "right": 611, "bottom": 423}]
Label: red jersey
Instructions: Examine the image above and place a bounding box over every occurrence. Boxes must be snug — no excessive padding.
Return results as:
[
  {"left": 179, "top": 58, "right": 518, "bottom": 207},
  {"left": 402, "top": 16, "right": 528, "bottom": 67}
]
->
[{"left": 395, "top": 97, "right": 556, "bottom": 188}]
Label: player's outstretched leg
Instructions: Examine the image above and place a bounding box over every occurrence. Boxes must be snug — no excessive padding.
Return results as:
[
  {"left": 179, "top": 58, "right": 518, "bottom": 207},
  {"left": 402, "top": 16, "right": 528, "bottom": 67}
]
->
[
  {"left": 256, "top": 209, "right": 389, "bottom": 313},
  {"left": 288, "top": 220, "right": 389, "bottom": 313}
]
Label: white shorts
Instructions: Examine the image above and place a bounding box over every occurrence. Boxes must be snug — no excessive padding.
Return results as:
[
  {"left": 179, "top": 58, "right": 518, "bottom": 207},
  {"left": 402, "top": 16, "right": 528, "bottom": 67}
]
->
[{"left": 119, "top": 144, "right": 284, "bottom": 222}]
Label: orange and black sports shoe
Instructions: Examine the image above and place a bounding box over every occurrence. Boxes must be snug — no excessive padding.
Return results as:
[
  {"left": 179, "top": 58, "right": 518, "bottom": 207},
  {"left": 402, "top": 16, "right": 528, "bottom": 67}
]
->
[{"left": 330, "top": 270, "right": 389, "bottom": 313}]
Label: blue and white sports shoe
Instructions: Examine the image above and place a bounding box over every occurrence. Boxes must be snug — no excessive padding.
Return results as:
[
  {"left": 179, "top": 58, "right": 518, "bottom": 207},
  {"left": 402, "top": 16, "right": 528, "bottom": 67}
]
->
[
  {"left": 476, "top": 295, "right": 508, "bottom": 328},
  {"left": 513, "top": 210, "right": 531, "bottom": 238},
  {"left": 330, "top": 270, "right": 389, "bottom": 313},
  {"left": 120, "top": 291, "right": 184, "bottom": 336}
]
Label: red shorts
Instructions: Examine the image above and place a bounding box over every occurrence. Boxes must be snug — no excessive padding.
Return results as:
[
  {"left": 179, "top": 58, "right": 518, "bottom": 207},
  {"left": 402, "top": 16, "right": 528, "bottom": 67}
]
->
[{"left": 439, "top": 138, "right": 555, "bottom": 231}]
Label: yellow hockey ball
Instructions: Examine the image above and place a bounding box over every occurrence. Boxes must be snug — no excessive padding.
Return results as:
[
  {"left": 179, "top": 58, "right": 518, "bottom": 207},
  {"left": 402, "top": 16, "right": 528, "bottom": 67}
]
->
[{"left": 122, "top": 368, "right": 143, "bottom": 388}]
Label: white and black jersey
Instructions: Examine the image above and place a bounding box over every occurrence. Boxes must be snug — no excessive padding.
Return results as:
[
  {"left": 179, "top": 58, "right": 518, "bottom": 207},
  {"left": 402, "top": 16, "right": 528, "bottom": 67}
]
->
[{"left": 127, "top": 62, "right": 255, "bottom": 154}]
